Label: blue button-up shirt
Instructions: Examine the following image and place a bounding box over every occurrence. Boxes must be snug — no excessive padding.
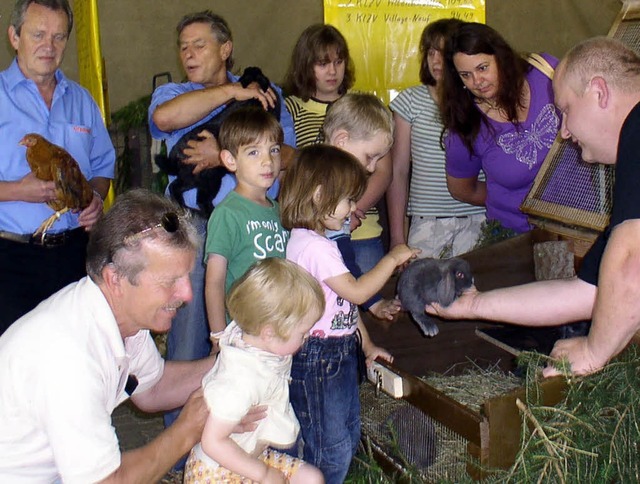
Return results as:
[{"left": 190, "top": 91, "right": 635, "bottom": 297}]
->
[
  {"left": 0, "top": 59, "right": 115, "bottom": 234},
  {"left": 149, "top": 72, "right": 295, "bottom": 208}
]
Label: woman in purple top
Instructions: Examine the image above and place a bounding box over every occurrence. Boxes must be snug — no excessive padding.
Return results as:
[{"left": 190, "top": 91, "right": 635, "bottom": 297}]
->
[{"left": 440, "top": 23, "right": 559, "bottom": 233}]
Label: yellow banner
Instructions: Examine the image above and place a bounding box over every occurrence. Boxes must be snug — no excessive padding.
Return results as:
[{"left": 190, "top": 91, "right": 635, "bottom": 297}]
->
[
  {"left": 324, "top": 0, "right": 485, "bottom": 104},
  {"left": 74, "top": 0, "right": 107, "bottom": 122},
  {"left": 74, "top": 0, "right": 114, "bottom": 208}
]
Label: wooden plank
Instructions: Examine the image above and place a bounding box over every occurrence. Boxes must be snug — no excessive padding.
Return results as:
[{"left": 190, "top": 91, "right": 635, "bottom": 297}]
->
[
  {"left": 466, "top": 419, "right": 492, "bottom": 481},
  {"left": 482, "top": 376, "right": 567, "bottom": 468},
  {"left": 475, "top": 328, "right": 521, "bottom": 357}
]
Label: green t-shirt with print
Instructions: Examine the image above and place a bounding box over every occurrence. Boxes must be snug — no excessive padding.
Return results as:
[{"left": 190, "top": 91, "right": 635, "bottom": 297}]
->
[{"left": 205, "top": 191, "right": 289, "bottom": 294}]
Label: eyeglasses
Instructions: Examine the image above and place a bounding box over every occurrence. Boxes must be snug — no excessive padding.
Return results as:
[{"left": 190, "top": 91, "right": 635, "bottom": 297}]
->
[{"left": 123, "top": 212, "right": 180, "bottom": 246}]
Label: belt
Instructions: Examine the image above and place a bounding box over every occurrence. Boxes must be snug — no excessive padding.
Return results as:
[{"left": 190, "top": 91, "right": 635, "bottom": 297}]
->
[
  {"left": 0, "top": 228, "right": 84, "bottom": 248},
  {"left": 434, "top": 215, "right": 470, "bottom": 219}
]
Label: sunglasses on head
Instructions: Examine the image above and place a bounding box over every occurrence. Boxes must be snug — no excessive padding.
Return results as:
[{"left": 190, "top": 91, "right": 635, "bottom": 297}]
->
[{"left": 124, "top": 212, "right": 179, "bottom": 246}]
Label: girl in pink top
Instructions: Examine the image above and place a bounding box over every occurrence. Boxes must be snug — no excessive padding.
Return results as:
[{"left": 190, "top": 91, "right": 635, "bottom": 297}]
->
[{"left": 280, "top": 144, "right": 419, "bottom": 483}]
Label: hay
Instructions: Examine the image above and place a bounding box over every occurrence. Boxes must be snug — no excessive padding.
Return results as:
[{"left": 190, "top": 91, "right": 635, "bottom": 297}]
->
[
  {"left": 354, "top": 349, "right": 640, "bottom": 482},
  {"left": 484, "top": 347, "right": 640, "bottom": 483},
  {"left": 421, "top": 361, "right": 523, "bottom": 413}
]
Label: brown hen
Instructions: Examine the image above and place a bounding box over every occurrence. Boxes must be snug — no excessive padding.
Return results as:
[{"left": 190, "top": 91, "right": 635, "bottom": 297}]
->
[{"left": 19, "top": 133, "right": 94, "bottom": 237}]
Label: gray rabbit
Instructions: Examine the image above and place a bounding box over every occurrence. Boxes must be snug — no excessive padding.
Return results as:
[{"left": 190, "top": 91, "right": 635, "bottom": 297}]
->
[{"left": 397, "top": 257, "right": 473, "bottom": 337}]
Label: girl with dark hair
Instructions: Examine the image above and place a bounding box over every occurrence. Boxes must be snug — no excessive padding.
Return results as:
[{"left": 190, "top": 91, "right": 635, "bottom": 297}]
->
[
  {"left": 387, "top": 18, "right": 486, "bottom": 259},
  {"left": 440, "top": 22, "right": 559, "bottom": 233},
  {"left": 283, "top": 23, "right": 355, "bottom": 146},
  {"left": 284, "top": 24, "right": 397, "bottom": 322}
]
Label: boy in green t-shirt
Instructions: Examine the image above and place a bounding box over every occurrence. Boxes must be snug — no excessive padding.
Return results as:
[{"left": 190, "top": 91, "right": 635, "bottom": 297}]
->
[{"left": 205, "top": 107, "right": 289, "bottom": 338}]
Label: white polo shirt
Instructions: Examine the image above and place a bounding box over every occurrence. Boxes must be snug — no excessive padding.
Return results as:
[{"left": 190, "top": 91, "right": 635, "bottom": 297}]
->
[{"left": 0, "top": 277, "right": 164, "bottom": 483}]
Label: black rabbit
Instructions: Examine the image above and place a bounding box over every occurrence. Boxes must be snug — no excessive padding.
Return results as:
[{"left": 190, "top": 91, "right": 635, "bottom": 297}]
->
[
  {"left": 154, "top": 66, "right": 281, "bottom": 218},
  {"left": 397, "top": 257, "right": 473, "bottom": 337}
]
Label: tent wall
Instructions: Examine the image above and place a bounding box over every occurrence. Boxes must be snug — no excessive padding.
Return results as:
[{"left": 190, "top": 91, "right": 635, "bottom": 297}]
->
[{"left": 0, "top": 0, "right": 621, "bottom": 111}]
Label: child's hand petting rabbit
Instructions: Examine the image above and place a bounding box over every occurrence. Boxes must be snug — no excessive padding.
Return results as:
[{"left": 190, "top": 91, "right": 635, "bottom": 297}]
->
[{"left": 387, "top": 244, "right": 421, "bottom": 267}]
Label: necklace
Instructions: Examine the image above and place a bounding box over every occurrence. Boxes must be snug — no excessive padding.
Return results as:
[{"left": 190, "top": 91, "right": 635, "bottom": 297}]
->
[{"left": 477, "top": 98, "right": 500, "bottom": 112}]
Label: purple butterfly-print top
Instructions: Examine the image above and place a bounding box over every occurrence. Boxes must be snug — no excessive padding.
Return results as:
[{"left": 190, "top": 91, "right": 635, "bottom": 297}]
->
[{"left": 445, "top": 53, "right": 559, "bottom": 233}]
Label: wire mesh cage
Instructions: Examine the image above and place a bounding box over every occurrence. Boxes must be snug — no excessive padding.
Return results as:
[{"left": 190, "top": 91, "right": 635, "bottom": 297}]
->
[
  {"left": 521, "top": 138, "right": 613, "bottom": 232},
  {"left": 521, "top": 0, "right": 640, "bottom": 237},
  {"left": 609, "top": 0, "right": 640, "bottom": 50},
  {"left": 360, "top": 383, "right": 469, "bottom": 482},
  {"left": 358, "top": 359, "right": 567, "bottom": 482}
]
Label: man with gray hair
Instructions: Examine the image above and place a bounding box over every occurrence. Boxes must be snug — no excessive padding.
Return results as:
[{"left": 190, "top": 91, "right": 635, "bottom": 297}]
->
[
  {"left": 428, "top": 37, "right": 640, "bottom": 377},
  {"left": 0, "top": 0, "right": 114, "bottom": 335},
  {"left": 148, "top": 11, "right": 296, "bottom": 458},
  {"left": 0, "top": 189, "right": 261, "bottom": 482}
]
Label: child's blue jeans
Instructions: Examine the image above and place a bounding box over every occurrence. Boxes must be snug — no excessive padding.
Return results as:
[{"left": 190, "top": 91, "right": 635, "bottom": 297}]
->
[
  {"left": 352, "top": 235, "right": 384, "bottom": 273},
  {"left": 289, "top": 334, "right": 361, "bottom": 484}
]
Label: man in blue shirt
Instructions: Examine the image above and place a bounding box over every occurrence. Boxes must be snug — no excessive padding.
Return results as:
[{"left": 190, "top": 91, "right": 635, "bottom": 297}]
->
[
  {"left": 0, "top": 0, "right": 115, "bottom": 336},
  {"left": 148, "top": 10, "right": 295, "bottom": 460}
]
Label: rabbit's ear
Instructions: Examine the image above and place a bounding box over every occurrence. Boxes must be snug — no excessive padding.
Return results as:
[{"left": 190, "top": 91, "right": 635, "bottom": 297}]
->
[{"left": 436, "top": 270, "right": 457, "bottom": 306}]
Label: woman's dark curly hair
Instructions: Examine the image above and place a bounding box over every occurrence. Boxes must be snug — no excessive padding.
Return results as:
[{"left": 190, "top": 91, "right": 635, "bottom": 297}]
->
[{"left": 439, "top": 22, "right": 530, "bottom": 153}]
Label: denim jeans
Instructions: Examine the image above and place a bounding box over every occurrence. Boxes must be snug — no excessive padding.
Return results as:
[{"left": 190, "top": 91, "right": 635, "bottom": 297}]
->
[
  {"left": 289, "top": 334, "right": 361, "bottom": 484},
  {"left": 163, "top": 214, "right": 211, "bottom": 469},
  {"left": 351, "top": 236, "right": 384, "bottom": 273}
]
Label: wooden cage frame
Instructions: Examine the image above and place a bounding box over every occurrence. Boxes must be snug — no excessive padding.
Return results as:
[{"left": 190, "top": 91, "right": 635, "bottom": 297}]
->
[{"left": 368, "top": 358, "right": 567, "bottom": 480}]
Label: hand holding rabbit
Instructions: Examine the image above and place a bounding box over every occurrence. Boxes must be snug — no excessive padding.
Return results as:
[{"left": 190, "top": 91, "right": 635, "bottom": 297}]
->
[
  {"left": 397, "top": 257, "right": 474, "bottom": 337},
  {"left": 425, "top": 286, "right": 479, "bottom": 321}
]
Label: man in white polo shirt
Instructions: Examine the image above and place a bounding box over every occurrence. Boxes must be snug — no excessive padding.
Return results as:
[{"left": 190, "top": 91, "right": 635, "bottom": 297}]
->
[{"left": 0, "top": 189, "right": 261, "bottom": 483}]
